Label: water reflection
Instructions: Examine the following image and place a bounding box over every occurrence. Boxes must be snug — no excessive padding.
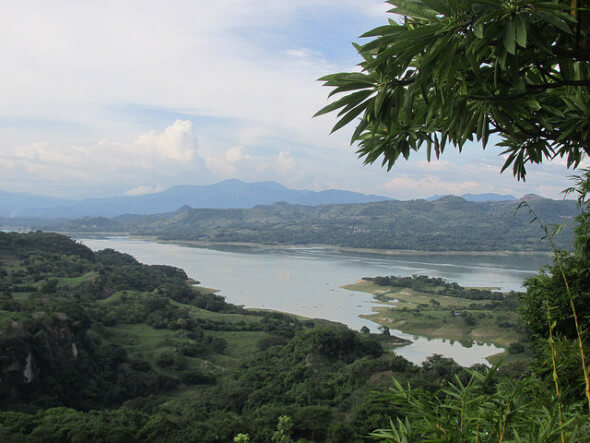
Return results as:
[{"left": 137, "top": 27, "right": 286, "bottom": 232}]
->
[{"left": 79, "top": 237, "right": 550, "bottom": 367}]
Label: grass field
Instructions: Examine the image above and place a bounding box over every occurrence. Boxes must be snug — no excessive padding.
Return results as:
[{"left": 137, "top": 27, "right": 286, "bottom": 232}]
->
[
  {"left": 342, "top": 279, "right": 526, "bottom": 349},
  {"left": 342, "top": 280, "right": 488, "bottom": 310}
]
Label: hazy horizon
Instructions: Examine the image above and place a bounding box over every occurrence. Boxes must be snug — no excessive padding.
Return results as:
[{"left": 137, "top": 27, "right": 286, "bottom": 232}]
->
[
  {"left": 1, "top": 1, "right": 587, "bottom": 200},
  {"left": 0, "top": 178, "right": 532, "bottom": 202}
]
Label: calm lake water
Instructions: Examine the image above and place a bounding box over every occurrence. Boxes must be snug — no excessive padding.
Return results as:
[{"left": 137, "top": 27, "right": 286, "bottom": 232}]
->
[{"left": 79, "top": 237, "right": 552, "bottom": 367}]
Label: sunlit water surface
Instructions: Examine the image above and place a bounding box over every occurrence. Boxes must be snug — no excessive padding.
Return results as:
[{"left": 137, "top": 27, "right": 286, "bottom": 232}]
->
[{"left": 79, "top": 237, "right": 551, "bottom": 366}]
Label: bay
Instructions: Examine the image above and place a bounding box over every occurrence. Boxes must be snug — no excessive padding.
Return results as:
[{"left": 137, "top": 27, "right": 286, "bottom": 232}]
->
[{"left": 79, "top": 237, "right": 551, "bottom": 367}]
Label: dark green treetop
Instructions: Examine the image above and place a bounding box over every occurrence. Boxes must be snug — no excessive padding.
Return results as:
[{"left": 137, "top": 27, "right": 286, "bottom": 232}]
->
[{"left": 316, "top": 0, "right": 590, "bottom": 180}]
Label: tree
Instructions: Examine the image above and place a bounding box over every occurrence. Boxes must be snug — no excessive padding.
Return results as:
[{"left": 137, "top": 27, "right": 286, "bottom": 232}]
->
[
  {"left": 315, "top": 0, "right": 589, "bottom": 180},
  {"left": 271, "top": 415, "right": 293, "bottom": 443},
  {"left": 315, "top": 1, "right": 590, "bottom": 436}
]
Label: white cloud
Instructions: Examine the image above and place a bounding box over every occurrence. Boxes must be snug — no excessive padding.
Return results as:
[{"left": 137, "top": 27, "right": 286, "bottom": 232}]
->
[
  {"left": 133, "top": 120, "right": 197, "bottom": 162},
  {"left": 0, "top": 120, "right": 208, "bottom": 197},
  {"left": 202, "top": 146, "right": 255, "bottom": 176},
  {"left": 277, "top": 150, "right": 296, "bottom": 174},
  {"left": 226, "top": 146, "right": 251, "bottom": 164},
  {"left": 0, "top": 0, "right": 581, "bottom": 201},
  {"left": 384, "top": 176, "right": 482, "bottom": 198},
  {"left": 283, "top": 48, "right": 317, "bottom": 58},
  {"left": 125, "top": 185, "right": 165, "bottom": 196}
]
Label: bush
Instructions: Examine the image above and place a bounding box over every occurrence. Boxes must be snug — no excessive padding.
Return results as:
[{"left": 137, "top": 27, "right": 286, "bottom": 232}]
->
[
  {"left": 508, "top": 342, "right": 525, "bottom": 354},
  {"left": 180, "top": 370, "right": 216, "bottom": 385},
  {"left": 257, "top": 336, "right": 287, "bottom": 351},
  {"left": 180, "top": 342, "right": 205, "bottom": 357},
  {"left": 212, "top": 337, "right": 228, "bottom": 353},
  {"left": 155, "top": 350, "right": 184, "bottom": 370}
]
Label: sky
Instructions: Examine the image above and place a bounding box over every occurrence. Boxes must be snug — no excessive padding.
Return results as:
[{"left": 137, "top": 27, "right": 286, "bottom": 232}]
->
[{"left": 0, "top": 0, "right": 586, "bottom": 200}]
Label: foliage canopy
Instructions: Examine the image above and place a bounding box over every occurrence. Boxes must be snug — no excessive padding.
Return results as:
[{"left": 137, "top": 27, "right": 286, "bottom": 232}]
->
[{"left": 316, "top": 0, "right": 590, "bottom": 179}]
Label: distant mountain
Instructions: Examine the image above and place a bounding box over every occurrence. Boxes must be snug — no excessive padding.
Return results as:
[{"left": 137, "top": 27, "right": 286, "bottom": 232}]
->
[
  {"left": 0, "top": 190, "right": 74, "bottom": 218},
  {"left": 428, "top": 193, "right": 517, "bottom": 202},
  {"left": 0, "top": 180, "right": 393, "bottom": 219},
  {"left": 518, "top": 193, "right": 543, "bottom": 202}
]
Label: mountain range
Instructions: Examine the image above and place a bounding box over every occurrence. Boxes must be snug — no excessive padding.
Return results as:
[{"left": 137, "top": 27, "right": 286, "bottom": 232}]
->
[
  {"left": 0, "top": 180, "right": 393, "bottom": 218},
  {"left": 0, "top": 179, "right": 530, "bottom": 219}
]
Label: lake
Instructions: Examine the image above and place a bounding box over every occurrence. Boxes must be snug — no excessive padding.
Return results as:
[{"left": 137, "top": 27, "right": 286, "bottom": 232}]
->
[{"left": 79, "top": 237, "right": 551, "bottom": 367}]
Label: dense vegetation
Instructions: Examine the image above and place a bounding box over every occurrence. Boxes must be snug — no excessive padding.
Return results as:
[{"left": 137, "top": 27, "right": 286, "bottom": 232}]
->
[
  {"left": 11, "top": 195, "right": 579, "bottom": 252},
  {"left": 314, "top": 0, "right": 590, "bottom": 437},
  {"left": 0, "top": 231, "right": 485, "bottom": 441},
  {"left": 2, "top": 204, "right": 590, "bottom": 440},
  {"left": 366, "top": 274, "right": 506, "bottom": 300},
  {"left": 368, "top": 171, "right": 590, "bottom": 439}
]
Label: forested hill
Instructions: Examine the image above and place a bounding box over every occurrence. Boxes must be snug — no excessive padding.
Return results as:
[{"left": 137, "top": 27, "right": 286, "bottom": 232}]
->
[
  {"left": 40, "top": 195, "right": 579, "bottom": 252},
  {"left": 0, "top": 231, "right": 478, "bottom": 441}
]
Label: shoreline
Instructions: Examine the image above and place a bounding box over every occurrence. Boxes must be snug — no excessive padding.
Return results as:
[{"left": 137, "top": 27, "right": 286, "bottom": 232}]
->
[
  {"left": 80, "top": 232, "right": 519, "bottom": 365},
  {"left": 126, "top": 235, "right": 554, "bottom": 257},
  {"left": 339, "top": 279, "right": 527, "bottom": 364},
  {"left": 1, "top": 228, "right": 555, "bottom": 256}
]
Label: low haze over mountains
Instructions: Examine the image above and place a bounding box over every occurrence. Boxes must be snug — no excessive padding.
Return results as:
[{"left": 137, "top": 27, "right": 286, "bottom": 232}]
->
[
  {"left": 1, "top": 180, "right": 393, "bottom": 218},
  {"left": 1, "top": 179, "right": 538, "bottom": 219},
  {"left": 428, "top": 193, "right": 517, "bottom": 202}
]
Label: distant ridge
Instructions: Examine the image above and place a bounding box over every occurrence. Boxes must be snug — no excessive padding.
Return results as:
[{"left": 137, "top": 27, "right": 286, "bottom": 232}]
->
[
  {"left": 518, "top": 193, "right": 543, "bottom": 202},
  {"left": 24, "top": 194, "right": 577, "bottom": 253},
  {"left": 428, "top": 193, "right": 517, "bottom": 202},
  {"left": 0, "top": 179, "right": 393, "bottom": 219}
]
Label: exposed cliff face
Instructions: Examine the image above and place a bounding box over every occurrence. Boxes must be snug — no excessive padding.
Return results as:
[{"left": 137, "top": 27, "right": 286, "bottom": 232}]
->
[
  {"left": 22, "top": 352, "right": 35, "bottom": 383},
  {"left": 0, "top": 315, "right": 79, "bottom": 395}
]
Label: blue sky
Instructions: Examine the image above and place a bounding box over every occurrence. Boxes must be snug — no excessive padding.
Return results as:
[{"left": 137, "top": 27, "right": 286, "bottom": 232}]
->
[{"left": 0, "top": 0, "right": 585, "bottom": 200}]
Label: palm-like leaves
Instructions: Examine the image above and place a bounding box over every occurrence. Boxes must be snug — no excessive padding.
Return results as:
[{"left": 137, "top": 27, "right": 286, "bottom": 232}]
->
[
  {"left": 370, "top": 366, "right": 590, "bottom": 441},
  {"left": 316, "top": 0, "right": 590, "bottom": 180}
]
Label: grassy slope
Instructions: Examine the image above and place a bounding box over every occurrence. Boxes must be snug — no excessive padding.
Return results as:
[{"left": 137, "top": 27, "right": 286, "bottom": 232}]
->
[
  {"left": 97, "top": 291, "right": 273, "bottom": 374},
  {"left": 2, "top": 250, "right": 276, "bottom": 399}
]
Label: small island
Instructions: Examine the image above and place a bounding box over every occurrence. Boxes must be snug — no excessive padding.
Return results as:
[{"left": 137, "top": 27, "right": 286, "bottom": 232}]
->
[{"left": 341, "top": 275, "right": 529, "bottom": 363}]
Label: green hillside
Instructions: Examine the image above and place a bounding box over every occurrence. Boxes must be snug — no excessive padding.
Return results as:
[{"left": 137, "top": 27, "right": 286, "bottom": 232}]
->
[
  {"left": 26, "top": 195, "right": 580, "bottom": 252},
  {"left": 0, "top": 231, "right": 464, "bottom": 441},
  {"left": 2, "top": 228, "right": 589, "bottom": 441}
]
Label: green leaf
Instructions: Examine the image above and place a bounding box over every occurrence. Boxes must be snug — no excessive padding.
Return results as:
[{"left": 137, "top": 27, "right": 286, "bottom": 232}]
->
[
  {"left": 331, "top": 101, "right": 369, "bottom": 133},
  {"left": 503, "top": 21, "right": 516, "bottom": 55},
  {"left": 535, "top": 11, "right": 573, "bottom": 34},
  {"left": 421, "top": 0, "right": 452, "bottom": 16},
  {"left": 389, "top": 2, "right": 438, "bottom": 20},
  {"left": 327, "top": 82, "right": 375, "bottom": 98},
  {"left": 473, "top": 22, "right": 484, "bottom": 39},
  {"left": 482, "top": 115, "right": 489, "bottom": 147},
  {"left": 515, "top": 14, "right": 527, "bottom": 48},
  {"left": 314, "top": 90, "right": 373, "bottom": 118},
  {"left": 374, "top": 89, "right": 386, "bottom": 115}
]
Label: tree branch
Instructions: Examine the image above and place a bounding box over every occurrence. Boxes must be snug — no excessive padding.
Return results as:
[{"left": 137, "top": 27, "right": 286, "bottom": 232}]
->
[{"left": 466, "top": 79, "right": 590, "bottom": 102}]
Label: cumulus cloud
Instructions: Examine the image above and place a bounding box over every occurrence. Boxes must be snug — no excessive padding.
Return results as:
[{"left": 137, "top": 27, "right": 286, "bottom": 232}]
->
[
  {"left": 0, "top": 120, "right": 207, "bottom": 196},
  {"left": 226, "top": 146, "right": 251, "bottom": 164},
  {"left": 202, "top": 146, "right": 255, "bottom": 176},
  {"left": 133, "top": 120, "right": 197, "bottom": 162}
]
